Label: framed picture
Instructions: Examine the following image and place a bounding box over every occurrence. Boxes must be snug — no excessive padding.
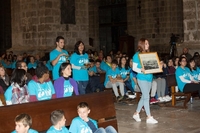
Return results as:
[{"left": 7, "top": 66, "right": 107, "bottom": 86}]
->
[{"left": 138, "top": 52, "right": 162, "bottom": 74}]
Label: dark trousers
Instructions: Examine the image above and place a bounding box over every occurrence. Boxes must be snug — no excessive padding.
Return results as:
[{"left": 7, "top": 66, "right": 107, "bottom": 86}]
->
[
  {"left": 183, "top": 83, "right": 200, "bottom": 96},
  {"left": 86, "top": 76, "right": 104, "bottom": 93}
]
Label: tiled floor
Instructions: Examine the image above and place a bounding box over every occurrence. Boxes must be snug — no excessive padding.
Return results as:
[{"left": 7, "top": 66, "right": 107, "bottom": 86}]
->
[{"left": 116, "top": 98, "right": 200, "bottom": 133}]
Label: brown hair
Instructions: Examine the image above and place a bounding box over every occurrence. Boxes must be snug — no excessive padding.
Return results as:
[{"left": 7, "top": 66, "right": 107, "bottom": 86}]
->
[
  {"left": 15, "top": 113, "right": 32, "bottom": 127},
  {"left": 137, "top": 38, "right": 150, "bottom": 52}
]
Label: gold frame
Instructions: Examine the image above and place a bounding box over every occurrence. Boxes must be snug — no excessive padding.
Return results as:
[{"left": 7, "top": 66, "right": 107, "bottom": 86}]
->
[{"left": 138, "top": 52, "right": 162, "bottom": 74}]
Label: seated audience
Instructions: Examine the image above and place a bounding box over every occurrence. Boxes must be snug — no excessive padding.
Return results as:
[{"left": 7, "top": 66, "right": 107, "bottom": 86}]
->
[
  {"left": 28, "top": 62, "right": 56, "bottom": 102},
  {"left": 118, "top": 57, "right": 134, "bottom": 96},
  {"left": 69, "top": 102, "right": 117, "bottom": 133},
  {"left": 54, "top": 63, "right": 79, "bottom": 98},
  {"left": 46, "top": 110, "right": 69, "bottom": 133},
  {"left": 4, "top": 69, "right": 29, "bottom": 105},
  {"left": 12, "top": 113, "right": 38, "bottom": 133},
  {"left": 0, "top": 64, "right": 10, "bottom": 93},
  {"left": 27, "top": 56, "right": 37, "bottom": 69},
  {"left": 104, "top": 60, "right": 124, "bottom": 101},
  {"left": 100, "top": 55, "right": 112, "bottom": 72},
  {"left": 87, "top": 59, "right": 105, "bottom": 93},
  {"left": 188, "top": 58, "right": 199, "bottom": 81},
  {"left": 175, "top": 57, "right": 200, "bottom": 96},
  {"left": 16, "top": 60, "right": 32, "bottom": 84}
]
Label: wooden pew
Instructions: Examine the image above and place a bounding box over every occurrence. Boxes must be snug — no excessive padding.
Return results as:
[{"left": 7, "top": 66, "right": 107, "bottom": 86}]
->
[
  {"left": 0, "top": 91, "right": 117, "bottom": 133},
  {"left": 166, "top": 74, "right": 197, "bottom": 108}
]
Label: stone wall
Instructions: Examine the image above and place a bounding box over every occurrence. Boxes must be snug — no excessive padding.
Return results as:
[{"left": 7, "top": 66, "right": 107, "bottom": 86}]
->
[
  {"left": 177, "top": 0, "right": 200, "bottom": 56},
  {"left": 10, "top": 0, "right": 92, "bottom": 56},
  {"left": 127, "top": 0, "right": 183, "bottom": 55}
]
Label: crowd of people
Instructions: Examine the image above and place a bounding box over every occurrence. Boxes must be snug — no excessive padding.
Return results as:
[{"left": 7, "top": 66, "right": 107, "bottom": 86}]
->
[{"left": 0, "top": 35, "right": 200, "bottom": 128}]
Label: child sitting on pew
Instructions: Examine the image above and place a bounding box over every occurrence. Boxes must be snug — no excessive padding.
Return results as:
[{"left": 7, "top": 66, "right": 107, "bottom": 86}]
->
[
  {"left": 69, "top": 102, "right": 117, "bottom": 133},
  {"left": 46, "top": 110, "right": 69, "bottom": 133},
  {"left": 12, "top": 113, "right": 38, "bottom": 133}
]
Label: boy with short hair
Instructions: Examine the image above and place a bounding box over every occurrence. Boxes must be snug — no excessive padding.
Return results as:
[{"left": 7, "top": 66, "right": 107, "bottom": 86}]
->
[
  {"left": 12, "top": 113, "right": 38, "bottom": 133},
  {"left": 69, "top": 102, "right": 117, "bottom": 133},
  {"left": 104, "top": 60, "right": 124, "bottom": 101},
  {"left": 46, "top": 110, "right": 69, "bottom": 133}
]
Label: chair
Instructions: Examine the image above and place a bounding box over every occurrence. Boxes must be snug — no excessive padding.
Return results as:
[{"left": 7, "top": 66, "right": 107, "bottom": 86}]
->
[{"left": 166, "top": 74, "right": 192, "bottom": 108}]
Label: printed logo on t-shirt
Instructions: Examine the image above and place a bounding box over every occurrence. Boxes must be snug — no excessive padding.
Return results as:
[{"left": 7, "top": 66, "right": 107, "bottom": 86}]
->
[
  {"left": 58, "top": 56, "right": 67, "bottom": 63},
  {"left": 78, "top": 58, "right": 89, "bottom": 65},
  {"left": 64, "top": 85, "right": 73, "bottom": 93},
  {"left": 80, "top": 127, "right": 92, "bottom": 133},
  {"left": 37, "top": 87, "right": 52, "bottom": 100}
]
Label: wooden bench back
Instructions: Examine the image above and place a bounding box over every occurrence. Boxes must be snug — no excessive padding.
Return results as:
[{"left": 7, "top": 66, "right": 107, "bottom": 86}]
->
[
  {"left": 166, "top": 74, "right": 177, "bottom": 87},
  {"left": 0, "top": 91, "right": 117, "bottom": 133}
]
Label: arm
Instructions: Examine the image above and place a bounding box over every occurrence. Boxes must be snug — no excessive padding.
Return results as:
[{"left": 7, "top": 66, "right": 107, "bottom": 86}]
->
[
  {"left": 51, "top": 53, "right": 67, "bottom": 66},
  {"left": 30, "top": 96, "right": 38, "bottom": 102},
  {"left": 132, "top": 62, "right": 142, "bottom": 73},
  {"left": 71, "top": 64, "right": 81, "bottom": 70},
  {"left": 179, "top": 75, "right": 192, "bottom": 83}
]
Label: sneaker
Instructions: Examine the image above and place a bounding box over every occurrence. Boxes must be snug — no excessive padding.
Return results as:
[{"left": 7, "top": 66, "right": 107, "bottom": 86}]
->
[
  {"left": 117, "top": 96, "right": 123, "bottom": 101},
  {"left": 162, "top": 97, "right": 170, "bottom": 102},
  {"left": 133, "top": 114, "right": 141, "bottom": 122},
  {"left": 150, "top": 98, "right": 159, "bottom": 104},
  {"left": 158, "top": 97, "right": 165, "bottom": 102},
  {"left": 146, "top": 116, "right": 158, "bottom": 124},
  {"left": 128, "top": 94, "right": 136, "bottom": 99},
  {"left": 165, "top": 95, "right": 172, "bottom": 101}
]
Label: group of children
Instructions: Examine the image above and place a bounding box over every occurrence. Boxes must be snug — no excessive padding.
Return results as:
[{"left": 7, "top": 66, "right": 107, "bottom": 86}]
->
[{"left": 12, "top": 102, "right": 117, "bottom": 133}]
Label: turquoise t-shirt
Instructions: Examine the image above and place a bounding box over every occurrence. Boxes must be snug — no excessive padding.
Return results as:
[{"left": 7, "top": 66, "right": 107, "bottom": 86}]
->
[
  {"left": 46, "top": 125, "right": 69, "bottom": 133},
  {"left": 28, "top": 80, "right": 55, "bottom": 101},
  {"left": 104, "top": 67, "right": 120, "bottom": 86},
  {"left": 63, "top": 80, "right": 74, "bottom": 97},
  {"left": 69, "top": 117, "right": 97, "bottom": 133},
  {"left": 50, "top": 49, "right": 69, "bottom": 80},
  {"left": 132, "top": 52, "right": 153, "bottom": 82},
  {"left": 175, "top": 66, "right": 191, "bottom": 92},
  {"left": 28, "top": 62, "right": 37, "bottom": 69},
  {"left": 119, "top": 67, "right": 130, "bottom": 79},
  {"left": 88, "top": 66, "right": 97, "bottom": 73},
  {"left": 190, "top": 67, "right": 200, "bottom": 81},
  {"left": 100, "top": 61, "right": 111, "bottom": 72},
  {"left": 12, "top": 129, "right": 38, "bottom": 133},
  {"left": 70, "top": 53, "right": 89, "bottom": 81}
]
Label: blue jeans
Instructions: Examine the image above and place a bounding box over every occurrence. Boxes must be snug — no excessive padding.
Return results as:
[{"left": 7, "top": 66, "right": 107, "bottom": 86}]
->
[
  {"left": 136, "top": 80, "right": 152, "bottom": 116},
  {"left": 77, "top": 81, "right": 88, "bottom": 95},
  {"left": 94, "top": 126, "right": 117, "bottom": 133},
  {"left": 124, "top": 80, "right": 134, "bottom": 93}
]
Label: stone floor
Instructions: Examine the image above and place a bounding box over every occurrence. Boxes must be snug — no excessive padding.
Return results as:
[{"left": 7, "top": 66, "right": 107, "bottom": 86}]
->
[{"left": 115, "top": 98, "right": 200, "bottom": 133}]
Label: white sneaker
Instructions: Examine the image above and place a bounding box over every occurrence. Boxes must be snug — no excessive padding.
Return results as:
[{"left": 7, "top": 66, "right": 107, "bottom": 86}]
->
[
  {"left": 128, "top": 94, "right": 136, "bottom": 99},
  {"left": 158, "top": 97, "right": 165, "bottom": 102},
  {"left": 133, "top": 114, "right": 141, "bottom": 122},
  {"left": 165, "top": 95, "right": 172, "bottom": 101},
  {"left": 146, "top": 116, "right": 158, "bottom": 124},
  {"left": 162, "top": 97, "right": 170, "bottom": 102}
]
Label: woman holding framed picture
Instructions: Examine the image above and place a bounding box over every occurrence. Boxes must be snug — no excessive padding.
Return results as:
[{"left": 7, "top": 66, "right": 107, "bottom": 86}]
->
[{"left": 132, "top": 38, "right": 158, "bottom": 124}]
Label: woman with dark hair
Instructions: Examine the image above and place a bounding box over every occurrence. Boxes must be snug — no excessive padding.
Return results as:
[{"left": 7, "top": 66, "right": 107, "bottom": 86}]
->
[
  {"left": 54, "top": 62, "right": 79, "bottom": 98},
  {"left": 0, "top": 64, "right": 10, "bottom": 93},
  {"left": 118, "top": 57, "right": 134, "bottom": 95},
  {"left": 132, "top": 38, "right": 158, "bottom": 124},
  {"left": 28, "top": 62, "right": 56, "bottom": 102},
  {"left": 70, "top": 41, "right": 89, "bottom": 94},
  {"left": 4, "top": 69, "right": 29, "bottom": 105},
  {"left": 188, "top": 58, "right": 199, "bottom": 81}
]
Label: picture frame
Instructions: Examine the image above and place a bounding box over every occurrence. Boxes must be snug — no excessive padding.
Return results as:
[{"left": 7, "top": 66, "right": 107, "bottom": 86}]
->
[{"left": 138, "top": 52, "right": 162, "bottom": 74}]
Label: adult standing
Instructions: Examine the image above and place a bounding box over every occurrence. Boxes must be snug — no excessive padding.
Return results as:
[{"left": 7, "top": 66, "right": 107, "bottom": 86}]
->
[
  {"left": 132, "top": 38, "right": 158, "bottom": 124},
  {"left": 70, "top": 41, "right": 89, "bottom": 94},
  {"left": 50, "top": 36, "right": 69, "bottom": 80}
]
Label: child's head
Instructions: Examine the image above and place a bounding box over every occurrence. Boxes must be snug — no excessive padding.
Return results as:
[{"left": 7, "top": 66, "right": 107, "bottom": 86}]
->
[
  {"left": 50, "top": 110, "right": 66, "bottom": 127},
  {"left": 89, "top": 59, "right": 95, "bottom": 67},
  {"left": 95, "top": 59, "right": 101, "bottom": 68},
  {"left": 111, "top": 60, "right": 118, "bottom": 69},
  {"left": 15, "top": 113, "right": 32, "bottom": 133},
  {"left": 77, "top": 102, "right": 90, "bottom": 121}
]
